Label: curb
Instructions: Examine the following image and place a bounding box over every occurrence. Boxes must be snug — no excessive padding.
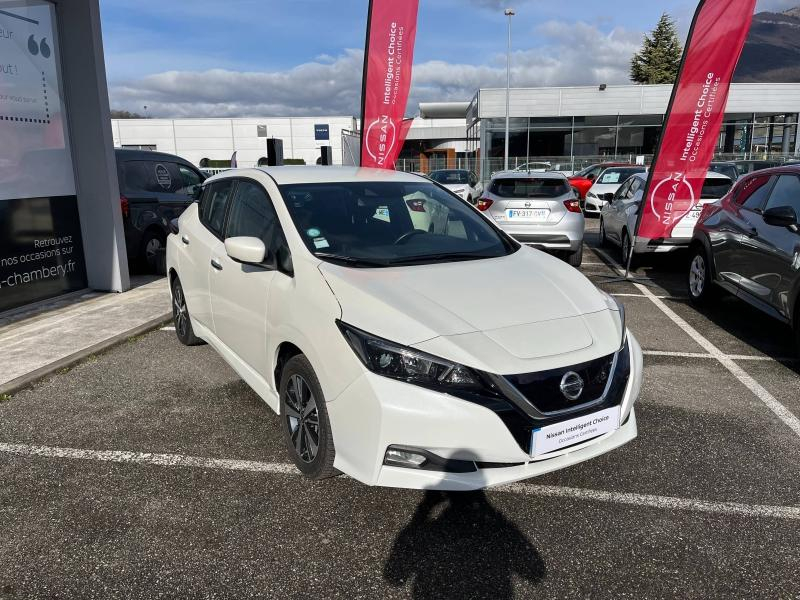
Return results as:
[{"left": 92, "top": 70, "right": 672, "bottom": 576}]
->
[{"left": 0, "top": 313, "right": 172, "bottom": 397}]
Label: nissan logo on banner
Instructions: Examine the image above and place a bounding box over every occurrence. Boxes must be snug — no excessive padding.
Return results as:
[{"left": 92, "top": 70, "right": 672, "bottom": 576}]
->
[
  {"left": 360, "top": 0, "right": 420, "bottom": 170},
  {"left": 635, "top": 0, "right": 756, "bottom": 242}
]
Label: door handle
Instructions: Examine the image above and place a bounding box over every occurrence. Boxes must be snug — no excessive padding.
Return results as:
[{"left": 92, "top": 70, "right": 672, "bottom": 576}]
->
[
  {"left": 210, "top": 258, "right": 223, "bottom": 271},
  {"left": 181, "top": 235, "right": 190, "bottom": 245}
]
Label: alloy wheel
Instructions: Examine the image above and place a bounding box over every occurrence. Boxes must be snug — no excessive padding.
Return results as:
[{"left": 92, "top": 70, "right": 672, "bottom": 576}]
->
[
  {"left": 173, "top": 283, "right": 189, "bottom": 338},
  {"left": 284, "top": 374, "right": 320, "bottom": 463},
  {"left": 145, "top": 237, "right": 162, "bottom": 263},
  {"left": 689, "top": 254, "right": 706, "bottom": 298}
]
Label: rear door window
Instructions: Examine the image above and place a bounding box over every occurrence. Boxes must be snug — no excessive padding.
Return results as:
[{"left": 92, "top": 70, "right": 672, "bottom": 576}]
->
[
  {"left": 734, "top": 175, "right": 773, "bottom": 211},
  {"left": 120, "top": 160, "right": 182, "bottom": 195}
]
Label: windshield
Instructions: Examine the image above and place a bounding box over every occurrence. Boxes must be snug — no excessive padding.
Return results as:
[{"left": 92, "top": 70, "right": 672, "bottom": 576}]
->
[
  {"left": 597, "top": 168, "right": 645, "bottom": 185},
  {"left": 429, "top": 170, "right": 470, "bottom": 185},
  {"left": 701, "top": 177, "right": 734, "bottom": 199},
  {"left": 279, "top": 181, "right": 515, "bottom": 267},
  {"left": 488, "top": 177, "right": 569, "bottom": 198},
  {"left": 710, "top": 164, "right": 738, "bottom": 181}
]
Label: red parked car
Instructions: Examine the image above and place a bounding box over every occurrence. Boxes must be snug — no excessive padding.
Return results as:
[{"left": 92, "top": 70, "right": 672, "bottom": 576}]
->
[{"left": 569, "top": 162, "right": 631, "bottom": 200}]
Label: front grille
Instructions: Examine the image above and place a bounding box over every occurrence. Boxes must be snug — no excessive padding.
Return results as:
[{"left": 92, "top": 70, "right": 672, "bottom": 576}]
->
[
  {"left": 472, "top": 342, "right": 631, "bottom": 453},
  {"left": 504, "top": 353, "right": 616, "bottom": 414}
]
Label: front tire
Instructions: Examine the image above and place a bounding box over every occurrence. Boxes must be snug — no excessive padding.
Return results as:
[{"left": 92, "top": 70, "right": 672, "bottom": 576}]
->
[
  {"left": 687, "top": 245, "right": 717, "bottom": 306},
  {"left": 280, "top": 355, "right": 337, "bottom": 480},
  {"left": 599, "top": 218, "right": 608, "bottom": 247},
  {"left": 171, "top": 277, "right": 204, "bottom": 346}
]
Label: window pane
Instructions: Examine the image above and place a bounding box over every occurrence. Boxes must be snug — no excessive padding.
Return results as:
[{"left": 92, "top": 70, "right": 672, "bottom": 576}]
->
[
  {"left": 226, "top": 181, "right": 280, "bottom": 252},
  {"left": 488, "top": 177, "right": 569, "bottom": 198},
  {"left": 736, "top": 175, "right": 773, "bottom": 210},
  {"left": 765, "top": 175, "right": 800, "bottom": 213},
  {"left": 202, "top": 180, "right": 234, "bottom": 235},
  {"left": 177, "top": 165, "right": 203, "bottom": 196}
]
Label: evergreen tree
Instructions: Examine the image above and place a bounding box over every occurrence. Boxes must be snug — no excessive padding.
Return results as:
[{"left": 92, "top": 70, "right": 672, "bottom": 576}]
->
[{"left": 630, "top": 13, "right": 683, "bottom": 84}]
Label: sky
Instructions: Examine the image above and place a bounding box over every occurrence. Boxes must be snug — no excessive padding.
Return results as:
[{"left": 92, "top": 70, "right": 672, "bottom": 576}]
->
[{"left": 100, "top": 0, "right": 798, "bottom": 118}]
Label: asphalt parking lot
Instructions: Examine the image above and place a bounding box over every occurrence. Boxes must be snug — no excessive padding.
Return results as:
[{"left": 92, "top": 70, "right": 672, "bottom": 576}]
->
[{"left": 1, "top": 220, "right": 799, "bottom": 599}]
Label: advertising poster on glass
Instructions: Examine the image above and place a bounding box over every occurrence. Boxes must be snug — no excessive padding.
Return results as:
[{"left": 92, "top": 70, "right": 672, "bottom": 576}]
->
[{"left": 0, "top": 0, "right": 87, "bottom": 313}]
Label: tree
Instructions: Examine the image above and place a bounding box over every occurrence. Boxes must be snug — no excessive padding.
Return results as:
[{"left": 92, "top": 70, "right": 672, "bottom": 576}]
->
[
  {"left": 630, "top": 13, "right": 683, "bottom": 85},
  {"left": 110, "top": 109, "right": 146, "bottom": 119}
]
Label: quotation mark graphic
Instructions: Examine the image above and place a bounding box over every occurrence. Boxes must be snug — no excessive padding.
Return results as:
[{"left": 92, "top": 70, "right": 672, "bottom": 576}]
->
[{"left": 27, "top": 35, "right": 51, "bottom": 58}]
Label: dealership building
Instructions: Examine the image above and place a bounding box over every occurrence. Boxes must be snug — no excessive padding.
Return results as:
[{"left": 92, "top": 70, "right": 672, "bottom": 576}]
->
[{"left": 111, "top": 83, "right": 800, "bottom": 181}]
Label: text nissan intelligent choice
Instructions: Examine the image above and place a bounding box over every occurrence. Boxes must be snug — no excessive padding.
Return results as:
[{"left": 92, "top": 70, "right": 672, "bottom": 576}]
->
[{"left": 166, "top": 167, "right": 643, "bottom": 490}]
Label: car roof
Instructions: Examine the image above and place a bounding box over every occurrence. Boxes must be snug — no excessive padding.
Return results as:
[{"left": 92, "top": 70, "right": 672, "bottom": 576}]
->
[
  {"left": 737, "top": 163, "right": 800, "bottom": 178},
  {"left": 429, "top": 168, "right": 470, "bottom": 173},
  {"left": 628, "top": 170, "right": 732, "bottom": 181},
  {"left": 114, "top": 148, "right": 196, "bottom": 165},
  {"left": 207, "top": 166, "right": 427, "bottom": 186},
  {"left": 490, "top": 170, "right": 566, "bottom": 180}
]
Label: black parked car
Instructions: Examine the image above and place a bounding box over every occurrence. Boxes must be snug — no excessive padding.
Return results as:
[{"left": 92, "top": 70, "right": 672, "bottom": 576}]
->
[
  {"left": 688, "top": 165, "right": 800, "bottom": 349},
  {"left": 116, "top": 149, "right": 205, "bottom": 272}
]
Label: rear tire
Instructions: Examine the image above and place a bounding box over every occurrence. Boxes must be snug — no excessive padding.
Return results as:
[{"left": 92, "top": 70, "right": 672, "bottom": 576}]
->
[
  {"left": 687, "top": 245, "right": 717, "bottom": 306},
  {"left": 140, "top": 229, "right": 167, "bottom": 274},
  {"left": 793, "top": 304, "right": 800, "bottom": 357},
  {"left": 621, "top": 230, "right": 638, "bottom": 270},
  {"left": 566, "top": 245, "right": 583, "bottom": 268},
  {"left": 599, "top": 218, "right": 608, "bottom": 247},
  {"left": 171, "top": 277, "right": 204, "bottom": 346},
  {"left": 280, "top": 355, "right": 338, "bottom": 480}
]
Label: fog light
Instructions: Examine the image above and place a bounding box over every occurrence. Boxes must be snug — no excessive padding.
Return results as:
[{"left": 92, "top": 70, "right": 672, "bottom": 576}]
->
[{"left": 384, "top": 447, "right": 427, "bottom": 468}]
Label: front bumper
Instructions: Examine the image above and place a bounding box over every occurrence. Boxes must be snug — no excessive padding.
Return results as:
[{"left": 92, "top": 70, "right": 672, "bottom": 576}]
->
[
  {"left": 327, "top": 331, "right": 643, "bottom": 490},
  {"left": 584, "top": 197, "right": 606, "bottom": 214}
]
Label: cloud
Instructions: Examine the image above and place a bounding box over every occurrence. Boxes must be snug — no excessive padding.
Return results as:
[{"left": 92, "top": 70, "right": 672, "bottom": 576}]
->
[{"left": 109, "top": 20, "right": 642, "bottom": 118}]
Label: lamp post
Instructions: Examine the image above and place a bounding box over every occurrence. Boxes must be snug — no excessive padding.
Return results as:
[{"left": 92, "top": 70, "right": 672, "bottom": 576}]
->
[{"left": 504, "top": 8, "right": 515, "bottom": 172}]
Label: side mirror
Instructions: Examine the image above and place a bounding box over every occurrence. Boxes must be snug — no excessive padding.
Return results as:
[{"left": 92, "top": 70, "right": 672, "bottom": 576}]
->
[
  {"left": 587, "top": 174, "right": 596, "bottom": 181},
  {"left": 169, "top": 218, "right": 180, "bottom": 235},
  {"left": 190, "top": 185, "right": 203, "bottom": 201},
  {"left": 763, "top": 205, "right": 798, "bottom": 229},
  {"left": 225, "top": 236, "right": 266, "bottom": 264},
  {"left": 603, "top": 192, "right": 615, "bottom": 202}
]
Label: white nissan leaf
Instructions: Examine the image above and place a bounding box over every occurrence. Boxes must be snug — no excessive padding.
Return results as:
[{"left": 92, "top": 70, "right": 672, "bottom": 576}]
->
[{"left": 166, "top": 167, "right": 643, "bottom": 490}]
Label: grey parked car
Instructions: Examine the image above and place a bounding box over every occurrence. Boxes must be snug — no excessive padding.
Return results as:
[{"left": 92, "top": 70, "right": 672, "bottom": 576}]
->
[
  {"left": 689, "top": 165, "right": 800, "bottom": 351},
  {"left": 478, "top": 171, "right": 584, "bottom": 266}
]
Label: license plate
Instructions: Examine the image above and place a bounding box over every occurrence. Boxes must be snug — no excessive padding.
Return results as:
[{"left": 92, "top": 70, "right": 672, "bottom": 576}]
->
[
  {"left": 506, "top": 208, "right": 549, "bottom": 221},
  {"left": 530, "top": 406, "right": 620, "bottom": 457},
  {"left": 685, "top": 209, "right": 702, "bottom": 222}
]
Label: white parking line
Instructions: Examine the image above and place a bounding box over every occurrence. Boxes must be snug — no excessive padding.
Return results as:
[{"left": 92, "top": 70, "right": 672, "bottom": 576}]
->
[
  {"left": 500, "top": 483, "right": 800, "bottom": 521},
  {"left": 611, "top": 293, "right": 687, "bottom": 300},
  {"left": 2, "top": 441, "right": 799, "bottom": 520},
  {"left": 160, "top": 326, "right": 175, "bottom": 331},
  {"left": 595, "top": 247, "right": 800, "bottom": 438},
  {"left": 642, "top": 350, "right": 791, "bottom": 362}
]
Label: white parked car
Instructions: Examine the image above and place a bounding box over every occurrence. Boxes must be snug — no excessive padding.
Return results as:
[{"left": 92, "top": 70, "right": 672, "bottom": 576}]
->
[
  {"left": 478, "top": 171, "right": 586, "bottom": 267},
  {"left": 167, "top": 167, "right": 643, "bottom": 490},
  {"left": 584, "top": 166, "right": 647, "bottom": 215},
  {"left": 599, "top": 171, "right": 734, "bottom": 262},
  {"left": 427, "top": 169, "right": 483, "bottom": 204}
]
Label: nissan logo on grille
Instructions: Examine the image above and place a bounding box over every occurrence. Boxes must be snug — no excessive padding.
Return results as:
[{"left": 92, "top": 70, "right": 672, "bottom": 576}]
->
[{"left": 559, "top": 371, "right": 585, "bottom": 401}]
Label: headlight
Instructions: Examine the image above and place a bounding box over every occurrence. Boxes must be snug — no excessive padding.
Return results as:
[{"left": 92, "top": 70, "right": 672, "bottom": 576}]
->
[
  {"left": 453, "top": 188, "right": 466, "bottom": 196},
  {"left": 587, "top": 192, "right": 597, "bottom": 199},
  {"left": 337, "top": 321, "right": 493, "bottom": 395}
]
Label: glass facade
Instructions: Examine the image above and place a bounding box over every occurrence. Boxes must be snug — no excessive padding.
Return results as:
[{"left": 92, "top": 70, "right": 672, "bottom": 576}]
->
[{"left": 476, "top": 112, "right": 799, "bottom": 182}]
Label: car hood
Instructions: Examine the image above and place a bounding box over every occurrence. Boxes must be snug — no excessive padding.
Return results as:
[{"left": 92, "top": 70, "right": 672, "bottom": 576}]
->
[{"left": 318, "top": 247, "right": 621, "bottom": 370}]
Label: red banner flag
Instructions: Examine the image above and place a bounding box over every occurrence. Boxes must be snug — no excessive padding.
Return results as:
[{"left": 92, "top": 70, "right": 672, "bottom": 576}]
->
[
  {"left": 636, "top": 0, "right": 756, "bottom": 241},
  {"left": 360, "top": 0, "right": 420, "bottom": 170}
]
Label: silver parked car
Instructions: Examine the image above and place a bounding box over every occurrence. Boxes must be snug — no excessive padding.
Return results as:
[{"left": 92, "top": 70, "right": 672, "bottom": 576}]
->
[
  {"left": 584, "top": 166, "right": 647, "bottom": 215},
  {"left": 599, "top": 171, "right": 734, "bottom": 264},
  {"left": 478, "top": 171, "right": 585, "bottom": 266}
]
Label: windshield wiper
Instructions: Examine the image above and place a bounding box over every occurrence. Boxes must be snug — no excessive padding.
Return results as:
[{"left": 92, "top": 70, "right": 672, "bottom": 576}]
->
[
  {"left": 387, "top": 252, "right": 496, "bottom": 265},
  {"left": 314, "top": 253, "right": 390, "bottom": 268}
]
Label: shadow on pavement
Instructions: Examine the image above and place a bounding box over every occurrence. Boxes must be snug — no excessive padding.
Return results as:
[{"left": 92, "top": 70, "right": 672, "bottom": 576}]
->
[{"left": 384, "top": 489, "right": 546, "bottom": 599}]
